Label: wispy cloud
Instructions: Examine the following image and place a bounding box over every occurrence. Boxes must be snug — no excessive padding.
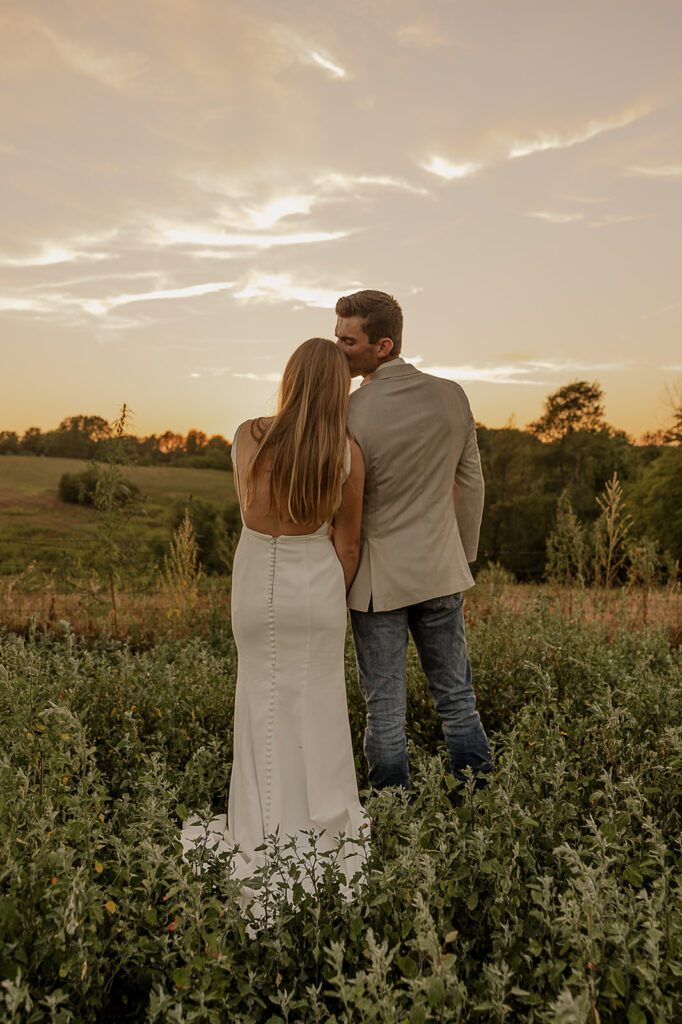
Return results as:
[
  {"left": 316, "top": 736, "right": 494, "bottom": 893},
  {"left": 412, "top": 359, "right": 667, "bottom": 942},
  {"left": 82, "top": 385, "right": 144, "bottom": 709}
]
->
[
  {"left": 188, "top": 366, "right": 233, "bottom": 379},
  {"left": 394, "top": 22, "right": 457, "bottom": 49},
  {"left": 421, "top": 156, "right": 483, "bottom": 180},
  {"left": 172, "top": 173, "right": 428, "bottom": 261},
  {"left": 0, "top": 242, "right": 114, "bottom": 268},
  {"left": 183, "top": 172, "right": 428, "bottom": 228},
  {"left": 419, "top": 363, "right": 548, "bottom": 385},
  {"left": 244, "top": 195, "right": 314, "bottom": 228},
  {"left": 31, "top": 270, "right": 163, "bottom": 290},
  {"left": 626, "top": 164, "right": 682, "bottom": 178},
  {"left": 0, "top": 296, "right": 58, "bottom": 314},
  {"left": 527, "top": 210, "right": 638, "bottom": 228},
  {"left": 161, "top": 226, "right": 350, "bottom": 251},
  {"left": 507, "top": 103, "right": 650, "bottom": 159},
  {"left": 308, "top": 51, "right": 346, "bottom": 79},
  {"left": 527, "top": 211, "right": 584, "bottom": 224},
  {"left": 1, "top": 278, "right": 238, "bottom": 321},
  {"left": 588, "top": 214, "right": 640, "bottom": 229},
  {"left": 419, "top": 104, "right": 651, "bottom": 187},
  {"left": 233, "top": 371, "right": 283, "bottom": 382},
  {"left": 31, "top": 19, "right": 143, "bottom": 90},
  {"left": 279, "top": 26, "right": 347, "bottom": 81},
  {"left": 235, "top": 273, "right": 356, "bottom": 309},
  {"left": 412, "top": 358, "right": 632, "bottom": 386},
  {"left": 83, "top": 281, "right": 236, "bottom": 316},
  {"left": 315, "top": 172, "right": 428, "bottom": 196},
  {"left": 643, "top": 299, "right": 682, "bottom": 319}
]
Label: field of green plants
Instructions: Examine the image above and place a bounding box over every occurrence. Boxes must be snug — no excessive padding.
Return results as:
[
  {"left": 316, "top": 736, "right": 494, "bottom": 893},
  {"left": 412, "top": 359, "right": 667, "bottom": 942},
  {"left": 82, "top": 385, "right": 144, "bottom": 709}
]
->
[
  {"left": 2, "top": 600, "right": 681, "bottom": 1023},
  {"left": 0, "top": 456, "right": 236, "bottom": 578}
]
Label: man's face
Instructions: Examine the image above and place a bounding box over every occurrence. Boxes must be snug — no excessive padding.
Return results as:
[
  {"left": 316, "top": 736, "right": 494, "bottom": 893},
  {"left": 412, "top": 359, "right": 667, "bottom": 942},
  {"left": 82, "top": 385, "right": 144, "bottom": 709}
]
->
[{"left": 335, "top": 315, "right": 391, "bottom": 377}]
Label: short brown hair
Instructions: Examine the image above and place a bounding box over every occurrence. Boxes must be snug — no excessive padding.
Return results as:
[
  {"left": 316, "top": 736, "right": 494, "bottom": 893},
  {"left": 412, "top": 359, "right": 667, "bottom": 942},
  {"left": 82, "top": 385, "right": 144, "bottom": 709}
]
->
[{"left": 335, "top": 289, "right": 403, "bottom": 355}]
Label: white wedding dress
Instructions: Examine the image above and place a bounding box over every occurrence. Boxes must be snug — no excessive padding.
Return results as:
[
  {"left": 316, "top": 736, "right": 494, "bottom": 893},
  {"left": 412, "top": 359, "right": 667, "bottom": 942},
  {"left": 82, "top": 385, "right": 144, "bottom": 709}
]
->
[{"left": 180, "top": 425, "right": 368, "bottom": 916}]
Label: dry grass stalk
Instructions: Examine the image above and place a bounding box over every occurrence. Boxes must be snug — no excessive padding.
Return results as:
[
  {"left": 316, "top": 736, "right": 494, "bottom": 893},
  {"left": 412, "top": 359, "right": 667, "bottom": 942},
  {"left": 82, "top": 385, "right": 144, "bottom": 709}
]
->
[{"left": 162, "top": 508, "right": 203, "bottom": 628}]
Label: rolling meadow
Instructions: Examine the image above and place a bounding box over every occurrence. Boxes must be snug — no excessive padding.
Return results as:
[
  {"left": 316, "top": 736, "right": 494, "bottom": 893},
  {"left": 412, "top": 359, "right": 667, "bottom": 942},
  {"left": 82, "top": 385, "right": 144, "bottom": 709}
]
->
[
  {"left": 1, "top": 398, "right": 681, "bottom": 1023},
  {"left": 4, "top": 0, "right": 682, "bottom": 1017}
]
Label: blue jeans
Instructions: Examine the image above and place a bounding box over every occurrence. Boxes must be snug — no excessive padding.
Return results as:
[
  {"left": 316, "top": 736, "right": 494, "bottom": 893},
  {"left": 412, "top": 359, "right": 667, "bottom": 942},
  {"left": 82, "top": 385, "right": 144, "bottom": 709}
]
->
[{"left": 350, "top": 593, "right": 492, "bottom": 791}]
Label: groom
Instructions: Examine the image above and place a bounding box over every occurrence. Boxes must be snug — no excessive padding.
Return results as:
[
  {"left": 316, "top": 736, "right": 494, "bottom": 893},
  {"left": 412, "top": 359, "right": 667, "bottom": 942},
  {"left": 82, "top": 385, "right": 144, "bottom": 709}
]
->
[{"left": 335, "top": 289, "right": 492, "bottom": 792}]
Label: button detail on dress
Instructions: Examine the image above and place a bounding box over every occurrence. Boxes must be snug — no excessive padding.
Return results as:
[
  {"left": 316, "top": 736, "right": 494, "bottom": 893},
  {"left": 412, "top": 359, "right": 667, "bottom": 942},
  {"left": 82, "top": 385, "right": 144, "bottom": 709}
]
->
[{"left": 264, "top": 537, "right": 278, "bottom": 833}]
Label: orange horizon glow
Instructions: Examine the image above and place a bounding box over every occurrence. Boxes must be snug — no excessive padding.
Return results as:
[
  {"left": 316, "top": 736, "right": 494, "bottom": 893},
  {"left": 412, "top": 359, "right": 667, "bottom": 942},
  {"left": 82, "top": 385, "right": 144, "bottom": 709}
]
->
[{"left": 2, "top": 1, "right": 681, "bottom": 443}]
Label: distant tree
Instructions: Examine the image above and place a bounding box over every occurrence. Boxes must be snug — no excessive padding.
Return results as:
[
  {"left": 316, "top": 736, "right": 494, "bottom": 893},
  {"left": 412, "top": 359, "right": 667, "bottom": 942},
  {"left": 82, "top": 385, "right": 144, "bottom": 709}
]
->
[
  {"left": 59, "top": 415, "right": 111, "bottom": 442},
  {"left": 0, "top": 431, "right": 19, "bottom": 454},
  {"left": 158, "top": 431, "right": 184, "bottom": 457},
  {"left": 528, "top": 380, "right": 606, "bottom": 442},
  {"left": 640, "top": 429, "right": 667, "bottom": 446},
  {"left": 540, "top": 427, "right": 634, "bottom": 517},
  {"left": 206, "top": 435, "right": 230, "bottom": 451},
  {"left": 43, "top": 414, "right": 112, "bottom": 459},
  {"left": 661, "top": 379, "right": 682, "bottom": 444},
  {"left": 628, "top": 447, "right": 682, "bottom": 563},
  {"left": 476, "top": 425, "right": 554, "bottom": 579},
  {"left": 184, "top": 429, "right": 208, "bottom": 456},
  {"left": 20, "top": 427, "right": 46, "bottom": 454},
  {"left": 136, "top": 434, "right": 162, "bottom": 462},
  {"left": 200, "top": 434, "right": 231, "bottom": 469}
]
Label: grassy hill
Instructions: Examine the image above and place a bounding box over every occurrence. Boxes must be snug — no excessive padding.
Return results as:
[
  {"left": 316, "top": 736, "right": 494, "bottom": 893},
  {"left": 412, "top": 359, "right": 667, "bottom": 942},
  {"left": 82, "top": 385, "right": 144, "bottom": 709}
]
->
[{"left": 0, "top": 456, "right": 237, "bottom": 577}]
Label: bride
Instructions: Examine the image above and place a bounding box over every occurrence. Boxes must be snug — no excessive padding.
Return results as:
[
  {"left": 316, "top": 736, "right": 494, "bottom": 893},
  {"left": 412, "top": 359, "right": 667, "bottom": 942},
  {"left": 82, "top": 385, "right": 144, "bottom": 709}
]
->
[{"left": 181, "top": 338, "right": 368, "bottom": 913}]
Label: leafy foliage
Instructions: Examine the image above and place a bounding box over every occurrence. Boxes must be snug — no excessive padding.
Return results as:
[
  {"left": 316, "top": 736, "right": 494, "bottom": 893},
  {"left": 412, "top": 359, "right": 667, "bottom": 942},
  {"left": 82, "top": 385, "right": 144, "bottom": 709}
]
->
[
  {"left": 528, "top": 381, "right": 606, "bottom": 442},
  {"left": 3, "top": 382, "right": 680, "bottom": 582},
  {"left": 1, "top": 606, "right": 681, "bottom": 1021},
  {"left": 6, "top": 416, "right": 232, "bottom": 469},
  {"left": 167, "top": 498, "right": 241, "bottom": 575},
  {"left": 627, "top": 447, "right": 682, "bottom": 563},
  {"left": 58, "top": 468, "right": 140, "bottom": 507}
]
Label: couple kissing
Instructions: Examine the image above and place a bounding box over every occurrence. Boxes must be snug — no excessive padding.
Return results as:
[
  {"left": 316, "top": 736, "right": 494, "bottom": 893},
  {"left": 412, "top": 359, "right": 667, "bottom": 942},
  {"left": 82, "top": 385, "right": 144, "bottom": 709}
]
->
[{"left": 181, "top": 288, "right": 492, "bottom": 918}]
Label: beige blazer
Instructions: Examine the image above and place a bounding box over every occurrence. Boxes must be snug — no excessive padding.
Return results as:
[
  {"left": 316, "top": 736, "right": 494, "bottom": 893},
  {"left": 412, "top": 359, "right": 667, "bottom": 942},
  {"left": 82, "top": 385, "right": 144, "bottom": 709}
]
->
[{"left": 347, "top": 358, "right": 484, "bottom": 612}]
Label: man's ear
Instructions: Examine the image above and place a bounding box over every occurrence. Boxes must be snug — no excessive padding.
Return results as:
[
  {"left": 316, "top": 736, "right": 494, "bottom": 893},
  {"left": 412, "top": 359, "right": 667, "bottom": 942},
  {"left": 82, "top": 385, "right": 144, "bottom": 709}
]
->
[{"left": 377, "top": 337, "right": 394, "bottom": 358}]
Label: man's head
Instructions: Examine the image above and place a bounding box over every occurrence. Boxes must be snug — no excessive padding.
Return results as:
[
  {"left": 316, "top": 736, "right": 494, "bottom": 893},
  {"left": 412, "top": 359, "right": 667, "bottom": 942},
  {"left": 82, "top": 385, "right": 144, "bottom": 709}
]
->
[{"left": 334, "top": 289, "right": 403, "bottom": 378}]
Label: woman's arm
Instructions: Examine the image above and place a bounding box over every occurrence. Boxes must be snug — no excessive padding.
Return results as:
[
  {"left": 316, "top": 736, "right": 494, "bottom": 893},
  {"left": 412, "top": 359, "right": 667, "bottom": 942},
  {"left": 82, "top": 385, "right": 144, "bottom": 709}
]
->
[{"left": 332, "top": 440, "right": 364, "bottom": 596}]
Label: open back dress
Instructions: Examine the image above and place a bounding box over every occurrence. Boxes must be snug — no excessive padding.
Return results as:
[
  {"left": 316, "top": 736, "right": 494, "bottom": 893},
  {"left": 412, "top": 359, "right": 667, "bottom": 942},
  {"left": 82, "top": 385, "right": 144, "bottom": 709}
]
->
[{"left": 180, "top": 423, "right": 367, "bottom": 911}]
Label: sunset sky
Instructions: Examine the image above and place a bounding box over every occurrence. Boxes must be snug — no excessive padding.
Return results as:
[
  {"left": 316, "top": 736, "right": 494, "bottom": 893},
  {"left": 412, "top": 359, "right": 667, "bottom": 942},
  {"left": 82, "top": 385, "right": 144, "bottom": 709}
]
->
[{"left": 1, "top": 0, "right": 681, "bottom": 441}]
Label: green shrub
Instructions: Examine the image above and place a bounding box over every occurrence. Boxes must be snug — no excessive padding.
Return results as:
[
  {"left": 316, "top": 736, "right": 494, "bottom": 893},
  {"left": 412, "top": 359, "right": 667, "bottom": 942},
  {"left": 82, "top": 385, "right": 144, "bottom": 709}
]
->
[
  {"left": 1, "top": 607, "right": 680, "bottom": 1021},
  {"left": 58, "top": 468, "right": 140, "bottom": 508},
  {"left": 166, "top": 499, "right": 241, "bottom": 574}
]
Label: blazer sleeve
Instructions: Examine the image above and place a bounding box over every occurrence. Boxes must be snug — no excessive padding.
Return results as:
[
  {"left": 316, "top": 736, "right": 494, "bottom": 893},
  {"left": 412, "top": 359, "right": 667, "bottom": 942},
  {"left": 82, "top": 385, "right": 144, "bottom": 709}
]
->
[{"left": 453, "top": 411, "right": 485, "bottom": 562}]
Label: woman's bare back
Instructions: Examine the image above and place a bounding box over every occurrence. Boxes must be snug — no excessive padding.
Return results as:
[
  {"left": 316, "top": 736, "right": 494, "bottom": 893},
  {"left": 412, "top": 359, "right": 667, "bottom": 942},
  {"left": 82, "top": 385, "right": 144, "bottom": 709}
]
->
[{"left": 234, "top": 419, "right": 328, "bottom": 537}]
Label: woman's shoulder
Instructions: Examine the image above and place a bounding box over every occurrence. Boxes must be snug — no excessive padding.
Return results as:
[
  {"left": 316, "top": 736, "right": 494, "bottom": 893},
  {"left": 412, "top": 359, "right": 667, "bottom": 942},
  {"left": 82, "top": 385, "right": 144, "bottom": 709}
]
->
[{"left": 234, "top": 416, "right": 274, "bottom": 443}]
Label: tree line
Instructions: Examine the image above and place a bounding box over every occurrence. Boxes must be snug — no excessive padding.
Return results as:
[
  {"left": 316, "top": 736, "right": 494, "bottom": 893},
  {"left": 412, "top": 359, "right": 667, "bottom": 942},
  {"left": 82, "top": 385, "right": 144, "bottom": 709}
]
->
[
  {"left": 0, "top": 416, "right": 231, "bottom": 469},
  {"left": 2, "top": 381, "right": 680, "bottom": 578},
  {"left": 477, "top": 380, "right": 681, "bottom": 577}
]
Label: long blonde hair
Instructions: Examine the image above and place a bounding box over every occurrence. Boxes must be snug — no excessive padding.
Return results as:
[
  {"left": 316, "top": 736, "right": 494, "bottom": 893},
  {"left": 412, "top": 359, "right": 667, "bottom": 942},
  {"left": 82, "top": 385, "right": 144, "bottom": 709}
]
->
[{"left": 245, "top": 338, "right": 351, "bottom": 524}]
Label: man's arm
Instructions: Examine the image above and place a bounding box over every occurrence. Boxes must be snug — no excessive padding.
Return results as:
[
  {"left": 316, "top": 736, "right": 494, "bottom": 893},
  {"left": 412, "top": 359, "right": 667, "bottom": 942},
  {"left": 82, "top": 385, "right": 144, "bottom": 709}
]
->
[{"left": 453, "top": 413, "right": 485, "bottom": 562}]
